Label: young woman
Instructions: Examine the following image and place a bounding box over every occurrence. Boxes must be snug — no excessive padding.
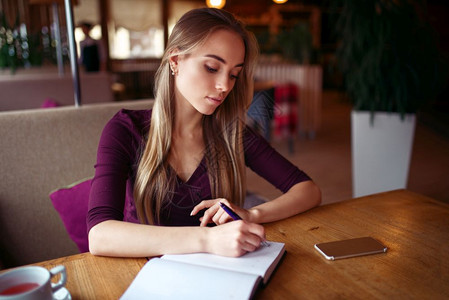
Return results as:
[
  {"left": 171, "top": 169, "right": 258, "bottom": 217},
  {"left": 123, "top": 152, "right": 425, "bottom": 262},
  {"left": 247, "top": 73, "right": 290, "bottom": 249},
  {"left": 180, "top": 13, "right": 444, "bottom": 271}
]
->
[{"left": 87, "top": 8, "right": 321, "bottom": 258}]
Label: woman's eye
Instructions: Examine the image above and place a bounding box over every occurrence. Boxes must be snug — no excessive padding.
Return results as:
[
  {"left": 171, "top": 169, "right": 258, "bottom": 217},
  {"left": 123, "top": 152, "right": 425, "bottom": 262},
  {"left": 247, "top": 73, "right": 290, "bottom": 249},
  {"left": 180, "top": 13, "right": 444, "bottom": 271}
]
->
[
  {"left": 205, "top": 65, "right": 217, "bottom": 73},
  {"left": 230, "top": 74, "right": 239, "bottom": 80}
]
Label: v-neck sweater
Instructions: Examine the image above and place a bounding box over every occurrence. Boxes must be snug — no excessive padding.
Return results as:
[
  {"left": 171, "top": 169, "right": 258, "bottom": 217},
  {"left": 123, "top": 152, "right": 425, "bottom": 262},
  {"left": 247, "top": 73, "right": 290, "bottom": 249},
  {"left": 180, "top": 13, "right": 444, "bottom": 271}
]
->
[{"left": 87, "top": 109, "right": 311, "bottom": 232}]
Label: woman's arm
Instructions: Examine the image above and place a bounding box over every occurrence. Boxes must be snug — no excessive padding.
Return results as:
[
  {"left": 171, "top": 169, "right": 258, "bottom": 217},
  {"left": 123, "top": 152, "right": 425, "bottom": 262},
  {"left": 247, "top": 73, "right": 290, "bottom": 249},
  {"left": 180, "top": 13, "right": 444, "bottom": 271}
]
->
[
  {"left": 247, "top": 180, "right": 321, "bottom": 223},
  {"left": 191, "top": 126, "right": 322, "bottom": 226},
  {"left": 88, "top": 219, "right": 266, "bottom": 258},
  {"left": 191, "top": 180, "right": 321, "bottom": 226}
]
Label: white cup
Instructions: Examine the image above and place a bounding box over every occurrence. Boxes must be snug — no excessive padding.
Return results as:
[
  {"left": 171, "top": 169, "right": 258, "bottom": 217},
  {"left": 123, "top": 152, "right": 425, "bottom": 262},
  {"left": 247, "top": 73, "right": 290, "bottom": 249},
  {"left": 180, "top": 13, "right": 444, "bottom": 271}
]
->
[{"left": 0, "top": 265, "right": 66, "bottom": 300}]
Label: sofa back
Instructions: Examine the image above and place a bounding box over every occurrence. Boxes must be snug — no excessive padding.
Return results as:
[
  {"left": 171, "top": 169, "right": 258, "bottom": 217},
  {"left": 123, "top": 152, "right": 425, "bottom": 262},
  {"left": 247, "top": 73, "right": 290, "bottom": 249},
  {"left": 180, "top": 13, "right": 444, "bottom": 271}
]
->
[{"left": 0, "top": 100, "right": 154, "bottom": 268}]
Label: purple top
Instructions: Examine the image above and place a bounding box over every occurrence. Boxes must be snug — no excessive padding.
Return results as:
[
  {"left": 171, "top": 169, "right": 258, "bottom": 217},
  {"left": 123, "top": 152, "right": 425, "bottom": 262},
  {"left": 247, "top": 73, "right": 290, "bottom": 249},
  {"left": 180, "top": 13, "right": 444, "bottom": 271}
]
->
[{"left": 87, "top": 109, "right": 311, "bottom": 232}]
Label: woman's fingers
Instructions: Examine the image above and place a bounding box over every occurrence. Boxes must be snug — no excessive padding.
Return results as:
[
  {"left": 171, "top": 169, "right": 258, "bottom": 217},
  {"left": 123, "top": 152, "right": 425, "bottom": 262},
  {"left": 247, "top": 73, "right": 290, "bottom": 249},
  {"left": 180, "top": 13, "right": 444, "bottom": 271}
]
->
[
  {"left": 190, "top": 199, "right": 217, "bottom": 216},
  {"left": 214, "top": 211, "right": 233, "bottom": 225},
  {"left": 192, "top": 198, "right": 251, "bottom": 226},
  {"left": 192, "top": 198, "right": 232, "bottom": 226},
  {"left": 199, "top": 202, "right": 219, "bottom": 226},
  {"left": 207, "top": 220, "right": 266, "bottom": 257},
  {"left": 191, "top": 199, "right": 219, "bottom": 226},
  {"left": 198, "top": 210, "right": 233, "bottom": 226}
]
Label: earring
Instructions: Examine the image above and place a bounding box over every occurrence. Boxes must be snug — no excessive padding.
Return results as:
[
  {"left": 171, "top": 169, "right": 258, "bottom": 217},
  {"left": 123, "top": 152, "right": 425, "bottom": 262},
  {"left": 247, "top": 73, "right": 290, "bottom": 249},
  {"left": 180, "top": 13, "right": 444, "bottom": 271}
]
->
[{"left": 171, "top": 70, "right": 175, "bottom": 76}]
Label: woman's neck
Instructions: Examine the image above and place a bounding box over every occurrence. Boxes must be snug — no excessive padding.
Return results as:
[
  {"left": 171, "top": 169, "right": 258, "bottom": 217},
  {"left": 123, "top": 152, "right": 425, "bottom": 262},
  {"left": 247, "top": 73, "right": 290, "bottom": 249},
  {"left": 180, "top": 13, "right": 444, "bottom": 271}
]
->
[
  {"left": 173, "top": 98, "right": 203, "bottom": 138},
  {"left": 173, "top": 115, "right": 202, "bottom": 139},
  {"left": 170, "top": 99, "right": 205, "bottom": 182}
]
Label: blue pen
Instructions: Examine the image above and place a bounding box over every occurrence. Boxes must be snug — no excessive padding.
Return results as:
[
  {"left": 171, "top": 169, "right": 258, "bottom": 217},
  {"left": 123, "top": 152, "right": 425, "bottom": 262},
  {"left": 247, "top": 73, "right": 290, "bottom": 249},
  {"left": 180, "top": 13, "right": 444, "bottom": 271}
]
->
[
  {"left": 219, "top": 202, "right": 242, "bottom": 220},
  {"left": 219, "top": 202, "right": 269, "bottom": 247}
]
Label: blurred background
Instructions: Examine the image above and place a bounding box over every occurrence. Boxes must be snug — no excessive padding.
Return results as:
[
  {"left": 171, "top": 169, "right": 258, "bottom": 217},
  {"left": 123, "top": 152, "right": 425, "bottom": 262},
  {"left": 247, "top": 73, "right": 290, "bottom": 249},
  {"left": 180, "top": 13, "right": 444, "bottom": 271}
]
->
[{"left": 1, "top": 0, "right": 448, "bottom": 204}]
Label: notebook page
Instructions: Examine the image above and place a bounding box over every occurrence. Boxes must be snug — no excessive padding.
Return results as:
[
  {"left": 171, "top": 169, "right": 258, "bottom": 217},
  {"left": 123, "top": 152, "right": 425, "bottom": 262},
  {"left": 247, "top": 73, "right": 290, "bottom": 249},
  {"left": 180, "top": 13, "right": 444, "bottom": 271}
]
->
[
  {"left": 120, "top": 258, "right": 261, "bottom": 300},
  {"left": 162, "top": 241, "right": 285, "bottom": 284}
]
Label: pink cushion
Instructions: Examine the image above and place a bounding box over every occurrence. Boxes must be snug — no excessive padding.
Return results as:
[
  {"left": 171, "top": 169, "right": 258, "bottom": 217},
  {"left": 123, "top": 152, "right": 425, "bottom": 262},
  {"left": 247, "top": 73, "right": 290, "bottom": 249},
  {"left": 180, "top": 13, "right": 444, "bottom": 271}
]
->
[
  {"left": 50, "top": 179, "right": 91, "bottom": 253},
  {"left": 40, "top": 98, "right": 59, "bottom": 108}
]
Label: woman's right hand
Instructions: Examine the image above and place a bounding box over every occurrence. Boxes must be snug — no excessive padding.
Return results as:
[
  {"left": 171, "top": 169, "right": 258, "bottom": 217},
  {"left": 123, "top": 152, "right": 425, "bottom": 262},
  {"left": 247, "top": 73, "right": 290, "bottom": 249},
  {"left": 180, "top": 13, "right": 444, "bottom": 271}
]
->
[{"left": 205, "top": 220, "right": 266, "bottom": 257}]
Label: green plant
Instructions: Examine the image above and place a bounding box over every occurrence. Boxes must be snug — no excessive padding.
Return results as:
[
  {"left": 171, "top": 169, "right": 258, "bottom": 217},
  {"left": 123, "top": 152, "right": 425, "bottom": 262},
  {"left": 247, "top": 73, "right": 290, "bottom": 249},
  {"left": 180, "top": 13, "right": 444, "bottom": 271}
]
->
[
  {"left": 0, "top": 10, "right": 47, "bottom": 73},
  {"left": 0, "top": 11, "right": 20, "bottom": 72},
  {"left": 277, "top": 22, "right": 313, "bottom": 64},
  {"left": 27, "top": 32, "right": 43, "bottom": 66},
  {"left": 335, "top": 0, "right": 447, "bottom": 116},
  {"left": 252, "top": 22, "right": 316, "bottom": 64}
]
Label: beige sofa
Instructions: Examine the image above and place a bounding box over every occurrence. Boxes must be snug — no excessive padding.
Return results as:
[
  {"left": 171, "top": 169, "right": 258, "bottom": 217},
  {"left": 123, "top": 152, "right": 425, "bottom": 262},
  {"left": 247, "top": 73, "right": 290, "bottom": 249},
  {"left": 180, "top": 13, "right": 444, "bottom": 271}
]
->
[{"left": 0, "top": 100, "right": 154, "bottom": 268}]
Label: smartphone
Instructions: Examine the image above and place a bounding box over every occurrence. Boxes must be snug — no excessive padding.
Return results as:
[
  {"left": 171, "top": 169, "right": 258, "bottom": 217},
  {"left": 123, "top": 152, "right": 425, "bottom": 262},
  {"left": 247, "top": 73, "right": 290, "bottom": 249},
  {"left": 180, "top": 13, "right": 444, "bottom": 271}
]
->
[{"left": 314, "top": 237, "right": 387, "bottom": 261}]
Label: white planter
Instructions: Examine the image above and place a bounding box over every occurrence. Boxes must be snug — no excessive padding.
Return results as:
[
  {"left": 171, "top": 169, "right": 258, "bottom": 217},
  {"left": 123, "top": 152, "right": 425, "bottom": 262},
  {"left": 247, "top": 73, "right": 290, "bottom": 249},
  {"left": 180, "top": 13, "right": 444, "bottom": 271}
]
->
[{"left": 351, "top": 111, "right": 416, "bottom": 198}]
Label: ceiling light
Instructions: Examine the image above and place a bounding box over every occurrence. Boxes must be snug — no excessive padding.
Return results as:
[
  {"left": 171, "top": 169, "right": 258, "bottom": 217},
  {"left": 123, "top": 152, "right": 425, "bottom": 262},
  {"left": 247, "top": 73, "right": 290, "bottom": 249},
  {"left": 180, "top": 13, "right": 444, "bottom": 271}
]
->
[{"left": 206, "top": 0, "right": 226, "bottom": 9}]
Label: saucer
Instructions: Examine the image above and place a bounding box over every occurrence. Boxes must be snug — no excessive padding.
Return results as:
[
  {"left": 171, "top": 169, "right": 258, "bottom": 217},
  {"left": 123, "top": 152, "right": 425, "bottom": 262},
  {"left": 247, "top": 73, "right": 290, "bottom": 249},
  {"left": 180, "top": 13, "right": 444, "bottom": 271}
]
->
[{"left": 53, "top": 287, "right": 71, "bottom": 300}]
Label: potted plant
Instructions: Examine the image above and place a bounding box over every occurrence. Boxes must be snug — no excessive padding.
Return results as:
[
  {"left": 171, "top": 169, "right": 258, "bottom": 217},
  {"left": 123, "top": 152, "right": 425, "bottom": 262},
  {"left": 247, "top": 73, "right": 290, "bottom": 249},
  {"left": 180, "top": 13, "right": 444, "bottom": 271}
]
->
[
  {"left": 277, "top": 22, "right": 314, "bottom": 64},
  {"left": 335, "top": 0, "right": 446, "bottom": 197}
]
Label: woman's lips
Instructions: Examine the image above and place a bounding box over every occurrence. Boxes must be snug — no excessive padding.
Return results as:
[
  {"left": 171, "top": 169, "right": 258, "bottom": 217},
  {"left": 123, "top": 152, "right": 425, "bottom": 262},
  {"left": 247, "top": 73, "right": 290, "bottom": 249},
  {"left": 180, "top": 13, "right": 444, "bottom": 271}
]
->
[{"left": 207, "top": 96, "right": 224, "bottom": 103}]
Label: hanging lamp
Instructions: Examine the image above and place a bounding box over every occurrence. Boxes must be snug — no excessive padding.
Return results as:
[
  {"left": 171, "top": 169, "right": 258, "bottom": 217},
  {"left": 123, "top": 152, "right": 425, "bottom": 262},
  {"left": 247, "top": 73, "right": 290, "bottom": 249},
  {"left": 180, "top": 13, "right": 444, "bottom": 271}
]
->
[{"left": 206, "top": 0, "right": 226, "bottom": 9}]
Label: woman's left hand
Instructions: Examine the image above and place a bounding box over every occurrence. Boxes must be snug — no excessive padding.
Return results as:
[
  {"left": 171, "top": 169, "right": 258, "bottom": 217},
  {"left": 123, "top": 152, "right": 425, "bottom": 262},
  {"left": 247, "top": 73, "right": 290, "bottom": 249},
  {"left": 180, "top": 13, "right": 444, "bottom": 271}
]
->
[{"left": 191, "top": 198, "right": 249, "bottom": 227}]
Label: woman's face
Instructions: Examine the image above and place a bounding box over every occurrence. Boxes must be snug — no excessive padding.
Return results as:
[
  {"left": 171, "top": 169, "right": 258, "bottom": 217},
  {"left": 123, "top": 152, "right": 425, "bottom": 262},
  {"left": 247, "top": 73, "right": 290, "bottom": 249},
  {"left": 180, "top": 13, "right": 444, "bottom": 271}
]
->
[{"left": 171, "top": 29, "right": 245, "bottom": 115}]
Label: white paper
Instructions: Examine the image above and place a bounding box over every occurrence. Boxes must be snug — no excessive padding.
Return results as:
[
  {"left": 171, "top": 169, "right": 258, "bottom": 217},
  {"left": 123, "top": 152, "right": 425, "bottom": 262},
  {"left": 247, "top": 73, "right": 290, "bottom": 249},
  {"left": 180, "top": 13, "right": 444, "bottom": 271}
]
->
[
  {"left": 120, "top": 258, "right": 260, "bottom": 300},
  {"left": 121, "top": 241, "right": 285, "bottom": 300},
  {"left": 162, "top": 241, "right": 285, "bottom": 284}
]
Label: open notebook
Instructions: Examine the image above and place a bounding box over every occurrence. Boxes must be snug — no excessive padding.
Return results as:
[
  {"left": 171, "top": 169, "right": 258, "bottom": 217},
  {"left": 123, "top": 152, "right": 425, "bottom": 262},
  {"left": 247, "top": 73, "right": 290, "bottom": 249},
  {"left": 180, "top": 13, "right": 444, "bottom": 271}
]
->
[{"left": 121, "top": 241, "right": 285, "bottom": 300}]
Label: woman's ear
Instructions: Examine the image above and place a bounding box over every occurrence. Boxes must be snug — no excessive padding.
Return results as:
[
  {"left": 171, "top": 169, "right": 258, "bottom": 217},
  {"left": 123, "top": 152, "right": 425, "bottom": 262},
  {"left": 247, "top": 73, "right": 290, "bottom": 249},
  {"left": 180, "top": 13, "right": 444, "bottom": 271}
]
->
[{"left": 168, "top": 49, "right": 180, "bottom": 75}]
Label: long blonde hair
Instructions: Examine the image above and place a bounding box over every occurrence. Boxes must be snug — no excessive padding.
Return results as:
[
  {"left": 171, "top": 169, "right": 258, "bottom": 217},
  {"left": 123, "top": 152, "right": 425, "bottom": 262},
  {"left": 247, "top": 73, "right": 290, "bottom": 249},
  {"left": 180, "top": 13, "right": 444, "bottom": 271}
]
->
[{"left": 134, "top": 8, "right": 259, "bottom": 224}]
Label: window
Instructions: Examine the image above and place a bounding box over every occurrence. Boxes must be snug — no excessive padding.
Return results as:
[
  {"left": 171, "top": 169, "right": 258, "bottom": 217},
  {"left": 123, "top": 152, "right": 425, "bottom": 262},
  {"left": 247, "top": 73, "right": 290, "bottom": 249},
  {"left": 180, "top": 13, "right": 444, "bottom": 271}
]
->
[{"left": 109, "top": 0, "right": 164, "bottom": 59}]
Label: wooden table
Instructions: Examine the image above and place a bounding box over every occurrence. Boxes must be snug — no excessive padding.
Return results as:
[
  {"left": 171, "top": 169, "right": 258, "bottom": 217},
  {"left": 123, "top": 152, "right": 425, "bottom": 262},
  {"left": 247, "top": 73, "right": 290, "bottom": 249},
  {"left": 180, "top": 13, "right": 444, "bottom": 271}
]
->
[{"left": 31, "top": 190, "right": 449, "bottom": 299}]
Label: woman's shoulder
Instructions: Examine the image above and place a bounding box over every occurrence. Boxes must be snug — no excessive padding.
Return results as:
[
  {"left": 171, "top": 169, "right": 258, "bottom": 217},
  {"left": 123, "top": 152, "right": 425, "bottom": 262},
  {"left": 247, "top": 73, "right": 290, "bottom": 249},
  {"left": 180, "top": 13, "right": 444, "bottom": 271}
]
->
[
  {"left": 114, "top": 108, "right": 152, "bottom": 122},
  {"left": 103, "top": 108, "right": 152, "bottom": 138},
  {"left": 113, "top": 106, "right": 151, "bottom": 117},
  {"left": 112, "top": 108, "right": 151, "bottom": 128}
]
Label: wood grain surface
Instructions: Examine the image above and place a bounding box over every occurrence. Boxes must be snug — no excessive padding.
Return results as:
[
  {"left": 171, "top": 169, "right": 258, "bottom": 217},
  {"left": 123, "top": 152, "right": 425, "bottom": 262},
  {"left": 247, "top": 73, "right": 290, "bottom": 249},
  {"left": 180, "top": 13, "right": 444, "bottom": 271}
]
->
[{"left": 8, "top": 189, "right": 448, "bottom": 299}]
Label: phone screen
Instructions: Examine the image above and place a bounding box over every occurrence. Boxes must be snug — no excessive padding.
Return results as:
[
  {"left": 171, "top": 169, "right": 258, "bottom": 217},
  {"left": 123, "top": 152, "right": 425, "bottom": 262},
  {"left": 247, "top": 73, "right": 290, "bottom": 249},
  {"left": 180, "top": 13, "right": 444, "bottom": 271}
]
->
[{"left": 314, "top": 237, "right": 387, "bottom": 260}]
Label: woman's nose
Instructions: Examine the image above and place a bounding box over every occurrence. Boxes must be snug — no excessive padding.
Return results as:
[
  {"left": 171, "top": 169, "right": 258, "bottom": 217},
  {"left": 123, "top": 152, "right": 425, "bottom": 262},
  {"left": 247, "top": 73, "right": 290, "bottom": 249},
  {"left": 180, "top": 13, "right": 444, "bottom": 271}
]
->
[{"left": 215, "top": 74, "right": 231, "bottom": 92}]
